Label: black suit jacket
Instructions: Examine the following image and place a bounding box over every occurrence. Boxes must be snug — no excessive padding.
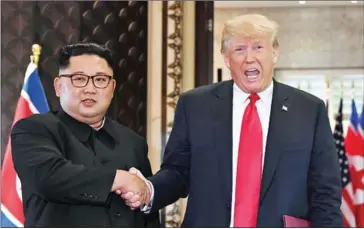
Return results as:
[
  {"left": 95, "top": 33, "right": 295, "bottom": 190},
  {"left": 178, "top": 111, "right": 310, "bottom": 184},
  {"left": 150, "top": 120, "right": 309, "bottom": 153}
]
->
[
  {"left": 149, "top": 80, "right": 343, "bottom": 227},
  {"left": 11, "top": 110, "right": 160, "bottom": 227}
]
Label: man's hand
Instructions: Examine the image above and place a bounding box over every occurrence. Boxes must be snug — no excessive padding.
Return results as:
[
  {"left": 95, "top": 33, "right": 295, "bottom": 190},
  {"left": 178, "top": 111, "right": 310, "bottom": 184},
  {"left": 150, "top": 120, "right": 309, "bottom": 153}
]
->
[
  {"left": 117, "top": 167, "right": 151, "bottom": 210},
  {"left": 111, "top": 169, "right": 150, "bottom": 209}
]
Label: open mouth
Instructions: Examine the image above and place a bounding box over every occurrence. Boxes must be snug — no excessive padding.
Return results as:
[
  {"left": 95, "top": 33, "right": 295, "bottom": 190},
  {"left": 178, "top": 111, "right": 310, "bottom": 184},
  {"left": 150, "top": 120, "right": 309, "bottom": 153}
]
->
[{"left": 244, "top": 68, "right": 260, "bottom": 81}]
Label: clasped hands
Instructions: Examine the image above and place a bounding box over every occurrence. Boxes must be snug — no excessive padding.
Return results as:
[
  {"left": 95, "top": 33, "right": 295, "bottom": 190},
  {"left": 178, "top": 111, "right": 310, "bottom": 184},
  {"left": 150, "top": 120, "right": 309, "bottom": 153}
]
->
[{"left": 111, "top": 168, "right": 150, "bottom": 210}]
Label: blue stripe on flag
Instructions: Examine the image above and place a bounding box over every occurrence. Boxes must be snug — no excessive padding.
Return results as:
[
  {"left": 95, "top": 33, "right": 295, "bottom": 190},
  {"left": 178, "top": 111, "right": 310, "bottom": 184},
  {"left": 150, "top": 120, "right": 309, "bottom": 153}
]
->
[
  {"left": 1, "top": 211, "right": 17, "bottom": 227},
  {"left": 360, "top": 105, "right": 364, "bottom": 131},
  {"left": 350, "top": 99, "right": 359, "bottom": 131},
  {"left": 23, "top": 67, "right": 49, "bottom": 113}
]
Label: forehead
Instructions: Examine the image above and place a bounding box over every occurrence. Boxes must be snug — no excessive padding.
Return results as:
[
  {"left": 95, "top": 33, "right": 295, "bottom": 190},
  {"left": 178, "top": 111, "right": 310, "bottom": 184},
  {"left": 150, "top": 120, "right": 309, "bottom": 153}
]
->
[
  {"left": 229, "top": 34, "right": 269, "bottom": 45},
  {"left": 63, "top": 54, "right": 113, "bottom": 75}
]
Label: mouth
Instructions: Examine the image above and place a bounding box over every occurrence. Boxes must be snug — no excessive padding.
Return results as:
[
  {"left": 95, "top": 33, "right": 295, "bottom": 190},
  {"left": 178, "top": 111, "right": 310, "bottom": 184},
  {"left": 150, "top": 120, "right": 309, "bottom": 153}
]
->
[
  {"left": 81, "top": 99, "right": 96, "bottom": 106},
  {"left": 244, "top": 68, "right": 260, "bottom": 81}
]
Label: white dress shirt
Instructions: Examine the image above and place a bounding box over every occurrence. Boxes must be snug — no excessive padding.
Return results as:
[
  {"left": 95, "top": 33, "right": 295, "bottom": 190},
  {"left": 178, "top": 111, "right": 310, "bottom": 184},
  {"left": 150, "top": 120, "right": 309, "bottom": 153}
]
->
[{"left": 229, "top": 82, "right": 274, "bottom": 227}]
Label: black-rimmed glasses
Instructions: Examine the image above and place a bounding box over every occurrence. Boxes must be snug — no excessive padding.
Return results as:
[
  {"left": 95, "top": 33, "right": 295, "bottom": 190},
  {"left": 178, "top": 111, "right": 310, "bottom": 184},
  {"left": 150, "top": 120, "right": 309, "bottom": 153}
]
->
[{"left": 58, "top": 73, "right": 113, "bottom": 89}]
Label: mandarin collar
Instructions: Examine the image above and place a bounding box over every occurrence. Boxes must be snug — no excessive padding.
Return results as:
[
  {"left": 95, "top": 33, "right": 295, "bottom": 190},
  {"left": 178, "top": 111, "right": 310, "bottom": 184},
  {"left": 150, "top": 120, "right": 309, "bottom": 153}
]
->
[{"left": 56, "top": 109, "right": 119, "bottom": 143}]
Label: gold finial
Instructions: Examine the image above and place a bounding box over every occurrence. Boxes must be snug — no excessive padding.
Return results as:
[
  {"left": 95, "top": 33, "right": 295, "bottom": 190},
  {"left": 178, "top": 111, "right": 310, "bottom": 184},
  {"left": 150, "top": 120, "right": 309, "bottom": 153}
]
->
[
  {"left": 351, "top": 80, "right": 355, "bottom": 99},
  {"left": 31, "top": 44, "right": 42, "bottom": 66},
  {"left": 340, "top": 80, "right": 343, "bottom": 98}
]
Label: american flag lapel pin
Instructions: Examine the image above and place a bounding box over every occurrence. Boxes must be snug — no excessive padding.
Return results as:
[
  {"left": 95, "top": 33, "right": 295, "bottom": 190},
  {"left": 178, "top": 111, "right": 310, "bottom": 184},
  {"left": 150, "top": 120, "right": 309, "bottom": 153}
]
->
[{"left": 282, "top": 105, "right": 288, "bottom": 111}]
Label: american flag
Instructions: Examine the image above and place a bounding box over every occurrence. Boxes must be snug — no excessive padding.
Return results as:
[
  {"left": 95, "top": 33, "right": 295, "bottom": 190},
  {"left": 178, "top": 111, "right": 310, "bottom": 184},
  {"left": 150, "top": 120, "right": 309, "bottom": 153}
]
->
[
  {"left": 344, "top": 99, "right": 364, "bottom": 227},
  {"left": 333, "top": 98, "right": 356, "bottom": 227}
]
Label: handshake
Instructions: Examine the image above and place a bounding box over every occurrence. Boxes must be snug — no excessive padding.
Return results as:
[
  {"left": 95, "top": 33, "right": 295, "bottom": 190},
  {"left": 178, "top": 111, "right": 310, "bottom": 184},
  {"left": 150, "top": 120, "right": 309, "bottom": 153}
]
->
[{"left": 111, "top": 167, "right": 152, "bottom": 210}]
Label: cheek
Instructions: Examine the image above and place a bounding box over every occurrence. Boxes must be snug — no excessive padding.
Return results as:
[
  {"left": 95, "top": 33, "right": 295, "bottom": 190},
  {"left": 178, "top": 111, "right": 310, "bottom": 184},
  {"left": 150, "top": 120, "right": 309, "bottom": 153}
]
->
[
  {"left": 256, "top": 55, "right": 272, "bottom": 68},
  {"left": 63, "top": 87, "right": 81, "bottom": 101},
  {"left": 230, "top": 56, "right": 245, "bottom": 68},
  {"left": 98, "top": 90, "right": 113, "bottom": 101}
]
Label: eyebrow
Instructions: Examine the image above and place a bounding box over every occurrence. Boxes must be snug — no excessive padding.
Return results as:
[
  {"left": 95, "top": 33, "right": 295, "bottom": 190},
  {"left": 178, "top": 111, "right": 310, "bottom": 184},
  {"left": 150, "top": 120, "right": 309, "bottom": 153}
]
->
[
  {"left": 95, "top": 72, "right": 110, "bottom": 75},
  {"left": 65, "top": 71, "right": 111, "bottom": 76}
]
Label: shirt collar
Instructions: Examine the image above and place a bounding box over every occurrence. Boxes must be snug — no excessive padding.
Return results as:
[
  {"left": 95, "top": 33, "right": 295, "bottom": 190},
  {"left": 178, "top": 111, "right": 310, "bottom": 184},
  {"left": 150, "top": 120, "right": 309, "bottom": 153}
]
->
[
  {"left": 233, "top": 80, "right": 274, "bottom": 105},
  {"left": 95, "top": 117, "right": 106, "bottom": 130},
  {"left": 56, "top": 109, "right": 119, "bottom": 143}
]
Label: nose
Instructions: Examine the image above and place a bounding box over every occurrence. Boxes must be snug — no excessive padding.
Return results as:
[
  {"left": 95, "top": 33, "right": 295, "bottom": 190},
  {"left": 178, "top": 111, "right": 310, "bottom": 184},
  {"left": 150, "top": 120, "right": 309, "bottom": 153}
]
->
[
  {"left": 245, "top": 48, "right": 255, "bottom": 63},
  {"left": 84, "top": 78, "right": 97, "bottom": 93}
]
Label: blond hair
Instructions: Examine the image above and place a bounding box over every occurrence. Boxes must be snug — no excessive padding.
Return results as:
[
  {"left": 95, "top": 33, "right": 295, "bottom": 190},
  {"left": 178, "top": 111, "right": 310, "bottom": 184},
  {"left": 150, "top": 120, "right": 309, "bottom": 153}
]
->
[{"left": 220, "top": 14, "right": 279, "bottom": 53}]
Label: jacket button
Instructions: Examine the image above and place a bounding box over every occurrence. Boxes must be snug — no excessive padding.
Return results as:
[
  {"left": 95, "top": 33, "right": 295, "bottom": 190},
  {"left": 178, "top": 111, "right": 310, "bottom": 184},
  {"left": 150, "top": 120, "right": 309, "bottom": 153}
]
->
[
  {"left": 227, "top": 204, "right": 231, "bottom": 209},
  {"left": 101, "top": 159, "right": 109, "bottom": 164},
  {"left": 114, "top": 212, "right": 121, "bottom": 217}
]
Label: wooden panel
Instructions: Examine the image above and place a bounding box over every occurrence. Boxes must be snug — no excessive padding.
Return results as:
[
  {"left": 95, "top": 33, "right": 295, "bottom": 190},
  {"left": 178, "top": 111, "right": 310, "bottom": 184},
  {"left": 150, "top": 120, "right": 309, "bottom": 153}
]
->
[{"left": 194, "top": 1, "right": 214, "bottom": 87}]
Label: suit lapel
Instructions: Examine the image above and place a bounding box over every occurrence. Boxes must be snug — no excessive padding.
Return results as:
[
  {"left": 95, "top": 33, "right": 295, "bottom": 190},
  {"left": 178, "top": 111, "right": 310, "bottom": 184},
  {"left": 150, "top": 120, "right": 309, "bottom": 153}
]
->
[
  {"left": 259, "top": 80, "right": 289, "bottom": 204},
  {"left": 210, "top": 80, "right": 289, "bottom": 205},
  {"left": 211, "top": 80, "right": 234, "bottom": 202}
]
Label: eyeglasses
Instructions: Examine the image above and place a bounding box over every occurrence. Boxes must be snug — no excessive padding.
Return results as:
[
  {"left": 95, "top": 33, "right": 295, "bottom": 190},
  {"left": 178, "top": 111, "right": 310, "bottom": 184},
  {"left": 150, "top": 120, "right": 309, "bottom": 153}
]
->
[{"left": 58, "top": 73, "right": 113, "bottom": 89}]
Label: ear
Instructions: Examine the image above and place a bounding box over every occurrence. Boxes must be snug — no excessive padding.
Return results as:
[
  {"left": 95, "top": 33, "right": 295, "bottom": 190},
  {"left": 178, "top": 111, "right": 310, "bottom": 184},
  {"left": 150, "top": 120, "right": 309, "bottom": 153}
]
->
[
  {"left": 272, "top": 46, "right": 279, "bottom": 65},
  {"left": 223, "top": 52, "right": 231, "bottom": 69},
  {"left": 54, "top": 77, "right": 61, "bottom": 97},
  {"left": 111, "top": 79, "right": 116, "bottom": 98}
]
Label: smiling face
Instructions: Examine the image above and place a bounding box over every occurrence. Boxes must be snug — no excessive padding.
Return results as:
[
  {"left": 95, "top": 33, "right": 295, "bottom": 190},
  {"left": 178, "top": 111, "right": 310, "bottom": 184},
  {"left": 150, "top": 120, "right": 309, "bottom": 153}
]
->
[
  {"left": 223, "top": 34, "right": 278, "bottom": 93},
  {"left": 54, "top": 54, "right": 115, "bottom": 125}
]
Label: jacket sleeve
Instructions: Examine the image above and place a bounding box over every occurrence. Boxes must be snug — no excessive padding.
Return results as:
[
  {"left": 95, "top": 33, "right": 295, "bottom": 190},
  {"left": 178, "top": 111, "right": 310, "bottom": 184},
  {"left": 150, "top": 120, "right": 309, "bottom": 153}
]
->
[
  {"left": 148, "top": 94, "right": 191, "bottom": 213},
  {"left": 11, "top": 117, "right": 117, "bottom": 206},
  {"left": 137, "top": 141, "right": 161, "bottom": 227},
  {"left": 308, "top": 101, "right": 343, "bottom": 227}
]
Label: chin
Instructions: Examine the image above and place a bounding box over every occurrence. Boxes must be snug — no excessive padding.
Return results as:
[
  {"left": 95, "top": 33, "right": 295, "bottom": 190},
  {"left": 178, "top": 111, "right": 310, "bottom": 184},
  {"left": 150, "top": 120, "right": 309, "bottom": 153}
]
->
[
  {"left": 79, "top": 109, "right": 99, "bottom": 118},
  {"left": 242, "top": 80, "right": 264, "bottom": 93}
]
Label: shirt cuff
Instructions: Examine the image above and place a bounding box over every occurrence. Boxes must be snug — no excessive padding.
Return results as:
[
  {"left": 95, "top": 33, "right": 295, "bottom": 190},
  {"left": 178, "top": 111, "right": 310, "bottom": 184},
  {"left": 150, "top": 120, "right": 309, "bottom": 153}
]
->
[{"left": 140, "top": 180, "right": 154, "bottom": 213}]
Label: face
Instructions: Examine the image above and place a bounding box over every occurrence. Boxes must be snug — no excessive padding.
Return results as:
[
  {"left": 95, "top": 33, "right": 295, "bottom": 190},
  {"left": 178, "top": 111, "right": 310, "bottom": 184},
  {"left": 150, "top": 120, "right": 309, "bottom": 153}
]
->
[
  {"left": 54, "top": 54, "right": 115, "bottom": 123},
  {"left": 223, "top": 34, "right": 279, "bottom": 93}
]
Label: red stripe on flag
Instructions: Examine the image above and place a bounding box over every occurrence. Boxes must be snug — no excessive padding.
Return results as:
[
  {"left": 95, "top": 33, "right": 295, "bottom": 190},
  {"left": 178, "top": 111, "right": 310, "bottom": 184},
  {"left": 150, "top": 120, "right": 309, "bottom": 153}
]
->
[
  {"left": 345, "top": 126, "right": 363, "bottom": 157},
  {"left": 1, "top": 95, "right": 33, "bottom": 225},
  {"left": 342, "top": 187, "right": 356, "bottom": 214},
  {"left": 356, "top": 204, "right": 364, "bottom": 227}
]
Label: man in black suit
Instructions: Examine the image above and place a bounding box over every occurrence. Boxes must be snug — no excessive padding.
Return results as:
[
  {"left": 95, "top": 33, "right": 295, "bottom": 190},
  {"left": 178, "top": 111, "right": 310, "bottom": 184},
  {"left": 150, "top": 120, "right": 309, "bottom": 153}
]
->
[
  {"left": 122, "top": 14, "right": 343, "bottom": 227},
  {"left": 11, "top": 43, "right": 160, "bottom": 227}
]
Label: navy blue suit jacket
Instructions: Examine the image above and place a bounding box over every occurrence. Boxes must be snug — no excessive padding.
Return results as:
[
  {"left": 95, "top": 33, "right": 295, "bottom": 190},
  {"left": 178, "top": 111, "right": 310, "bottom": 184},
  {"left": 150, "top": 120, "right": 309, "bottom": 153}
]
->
[{"left": 149, "top": 80, "right": 343, "bottom": 227}]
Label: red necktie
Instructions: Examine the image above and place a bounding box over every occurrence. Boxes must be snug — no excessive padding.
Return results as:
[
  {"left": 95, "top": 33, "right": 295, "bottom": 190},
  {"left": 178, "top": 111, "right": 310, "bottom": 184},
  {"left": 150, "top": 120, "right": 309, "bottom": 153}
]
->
[{"left": 234, "top": 93, "right": 263, "bottom": 227}]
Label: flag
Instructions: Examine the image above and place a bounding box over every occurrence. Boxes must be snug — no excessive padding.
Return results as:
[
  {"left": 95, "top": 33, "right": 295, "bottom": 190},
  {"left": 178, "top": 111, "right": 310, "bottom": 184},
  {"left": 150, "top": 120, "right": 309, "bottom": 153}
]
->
[
  {"left": 334, "top": 98, "right": 356, "bottom": 227},
  {"left": 354, "top": 104, "right": 364, "bottom": 227},
  {"left": 1, "top": 62, "right": 49, "bottom": 227},
  {"left": 343, "top": 99, "right": 364, "bottom": 227},
  {"left": 345, "top": 100, "right": 362, "bottom": 157}
]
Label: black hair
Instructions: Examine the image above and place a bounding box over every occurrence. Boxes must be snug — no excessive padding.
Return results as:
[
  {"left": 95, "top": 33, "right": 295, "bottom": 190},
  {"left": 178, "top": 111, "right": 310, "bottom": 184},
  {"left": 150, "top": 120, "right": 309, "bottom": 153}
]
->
[{"left": 58, "top": 42, "right": 114, "bottom": 70}]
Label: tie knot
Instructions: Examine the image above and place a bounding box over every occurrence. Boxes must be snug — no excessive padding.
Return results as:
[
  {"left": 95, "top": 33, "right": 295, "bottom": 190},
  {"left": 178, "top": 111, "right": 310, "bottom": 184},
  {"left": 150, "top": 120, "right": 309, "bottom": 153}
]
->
[{"left": 249, "top": 94, "right": 260, "bottom": 104}]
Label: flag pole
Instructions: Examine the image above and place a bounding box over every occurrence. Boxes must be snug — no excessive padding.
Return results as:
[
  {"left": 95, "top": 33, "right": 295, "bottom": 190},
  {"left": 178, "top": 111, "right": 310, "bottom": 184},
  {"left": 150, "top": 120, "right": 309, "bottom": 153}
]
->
[{"left": 31, "top": 44, "right": 42, "bottom": 66}]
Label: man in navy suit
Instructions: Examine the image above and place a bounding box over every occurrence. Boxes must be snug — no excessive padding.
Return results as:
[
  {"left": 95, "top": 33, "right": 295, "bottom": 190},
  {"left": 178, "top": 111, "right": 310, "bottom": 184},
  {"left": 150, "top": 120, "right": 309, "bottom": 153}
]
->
[{"left": 121, "top": 14, "right": 343, "bottom": 227}]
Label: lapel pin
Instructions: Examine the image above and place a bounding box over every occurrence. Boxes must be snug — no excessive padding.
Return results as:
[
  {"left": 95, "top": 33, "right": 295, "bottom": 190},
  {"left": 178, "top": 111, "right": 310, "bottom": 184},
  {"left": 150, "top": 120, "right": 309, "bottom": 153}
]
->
[{"left": 282, "top": 105, "right": 288, "bottom": 111}]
